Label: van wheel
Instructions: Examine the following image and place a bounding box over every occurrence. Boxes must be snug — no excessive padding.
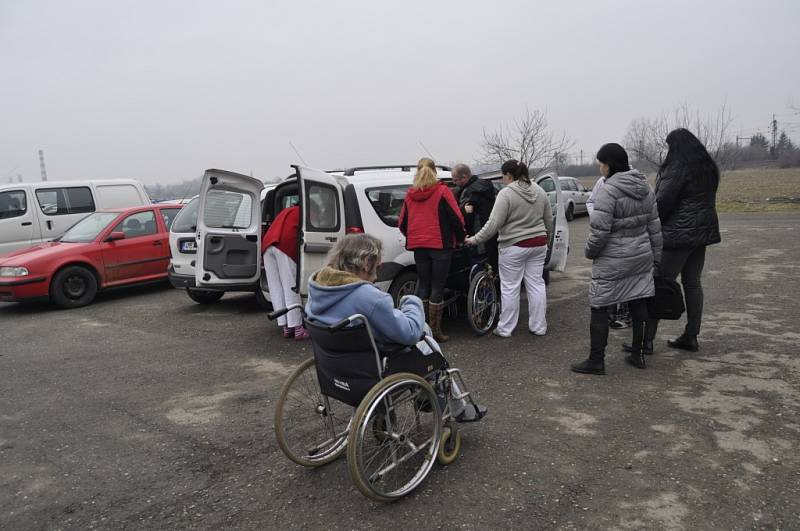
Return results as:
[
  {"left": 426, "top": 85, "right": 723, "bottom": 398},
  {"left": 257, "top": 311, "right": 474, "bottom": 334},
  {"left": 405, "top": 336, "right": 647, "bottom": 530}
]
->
[
  {"left": 50, "top": 266, "right": 98, "bottom": 308},
  {"left": 388, "top": 271, "right": 418, "bottom": 307},
  {"left": 565, "top": 203, "right": 575, "bottom": 221},
  {"left": 186, "top": 288, "right": 224, "bottom": 304},
  {"left": 254, "top": 283, "right": 272, "bottom": 310}
]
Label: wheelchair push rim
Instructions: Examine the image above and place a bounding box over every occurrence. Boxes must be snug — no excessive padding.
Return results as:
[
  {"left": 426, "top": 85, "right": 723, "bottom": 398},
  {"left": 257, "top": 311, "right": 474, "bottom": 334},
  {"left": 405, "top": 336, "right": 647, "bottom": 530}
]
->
[
  {"left": 347, "top": 372, "right": 441, "bottom": 502},
  {"left": 274, "top": 357, "right": 351, "bottom": 467},
  {"left": 467, "top": 270, "right": 500, "bottom": 335}
]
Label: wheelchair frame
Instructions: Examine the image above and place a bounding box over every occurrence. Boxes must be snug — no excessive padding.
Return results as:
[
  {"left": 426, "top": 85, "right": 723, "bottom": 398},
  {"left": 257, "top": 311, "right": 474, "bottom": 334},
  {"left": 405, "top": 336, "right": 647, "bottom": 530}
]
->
[{"left": 269, "top": 303, "right": 478, "bottom": 502}]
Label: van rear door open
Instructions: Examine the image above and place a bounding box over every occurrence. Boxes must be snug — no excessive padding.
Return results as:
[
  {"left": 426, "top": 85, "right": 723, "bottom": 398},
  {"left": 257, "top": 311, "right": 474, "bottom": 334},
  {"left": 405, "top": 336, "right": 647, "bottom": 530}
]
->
[{"left": 195, "top": 169, "right": 264, "bottom": 289}]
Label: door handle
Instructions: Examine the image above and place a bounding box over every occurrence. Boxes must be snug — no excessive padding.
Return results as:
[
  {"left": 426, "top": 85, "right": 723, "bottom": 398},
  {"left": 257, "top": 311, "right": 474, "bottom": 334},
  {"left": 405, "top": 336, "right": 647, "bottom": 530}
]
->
[
  {"left": 21, "top": 221, "right": 32, "bottom": 226},
  {"left": 153, "top": 240, "right": 163, "bottom": 246},
  {"left": 47, "top": 220, "right": 53, "bottom": 230},
  {"left": 325, "top": 236, "right": 338, "bottom": 242}
]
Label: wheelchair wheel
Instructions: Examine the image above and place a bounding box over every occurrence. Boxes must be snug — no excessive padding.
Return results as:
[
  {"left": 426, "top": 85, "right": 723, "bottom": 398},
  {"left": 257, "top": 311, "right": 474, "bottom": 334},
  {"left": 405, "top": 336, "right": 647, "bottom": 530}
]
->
[
  {"left": 274, "top": 357, "right": 351, "bottom": 467},
  {"left": 347, "top": 373, "right": 441, "bottom": 502},
  {"left": 467, "top": 270, "right": 500, "bottom": 335},
  {"left": 436, "top": 423, "right": 461, "bottom": 465}
]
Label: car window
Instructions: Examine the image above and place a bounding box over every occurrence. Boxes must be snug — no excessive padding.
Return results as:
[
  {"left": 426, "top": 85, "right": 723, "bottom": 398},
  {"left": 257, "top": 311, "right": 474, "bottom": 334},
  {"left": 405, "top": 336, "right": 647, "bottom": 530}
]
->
[
  {"left": 306, "top": 183, "right": 339, "bottom": 231},
  {"left": 171, "top": 197, "right": 199, "bottom": 233},
  {"left": 575, "top": 181, "right": 588, "bottom": 192},
  {"left": 560, "top": 179, "right": 577, "bottom": 192},
  {"left": 204, "top": 190, "right": 252, "bottom": 229},
  {"left": 539, "top": 177, "right": 556, "bottom": 193},
  {"left": 112, "top": 210, "right": 157, "bottom": 238},
  {"left": 365, "top": 185, "right": 411, "bottom": 227},
  {"left": 35, "top": 186, "right": 95, "bottom": 215},
  {"left": 60, "top": 212, "right": 120, "bottom": 243},
  {"left": 160, "top": 208, "right": 182, "bottom": 231},
  {"left": 0, "top": 190, "right": 27, "bottom": 219}
]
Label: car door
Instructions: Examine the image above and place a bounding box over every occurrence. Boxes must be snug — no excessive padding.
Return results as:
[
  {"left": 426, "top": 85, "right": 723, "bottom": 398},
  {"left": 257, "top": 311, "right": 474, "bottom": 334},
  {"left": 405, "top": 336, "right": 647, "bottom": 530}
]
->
[
  {"left": 101, "top": 209, "right": 168, "bottom": 283},
  {"left": 296, "top": 165, "right": 345, "bottom": 295},
  {"left": 0, "top": 189, "right": 41, "bottom": 255},
  {"left": 195, "top": 169, "right": 264, "bottom": 288},
  {"left": 535, "top": 171, "right": 569, "bottom": 272}
]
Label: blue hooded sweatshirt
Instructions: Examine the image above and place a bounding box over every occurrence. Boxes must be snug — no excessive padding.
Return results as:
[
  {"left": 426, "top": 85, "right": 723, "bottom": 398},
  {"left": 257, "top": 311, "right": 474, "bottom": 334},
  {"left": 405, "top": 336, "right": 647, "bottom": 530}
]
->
[{"left": 305, "top": 267, "right": 425, "bottom": 345}]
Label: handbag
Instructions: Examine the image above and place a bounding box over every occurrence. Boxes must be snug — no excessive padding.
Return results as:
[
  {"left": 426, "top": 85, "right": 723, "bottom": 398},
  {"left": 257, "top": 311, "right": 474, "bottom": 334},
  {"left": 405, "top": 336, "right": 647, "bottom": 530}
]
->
[{"left": 647, "top": 276, "right": 685, "bottom": 320}]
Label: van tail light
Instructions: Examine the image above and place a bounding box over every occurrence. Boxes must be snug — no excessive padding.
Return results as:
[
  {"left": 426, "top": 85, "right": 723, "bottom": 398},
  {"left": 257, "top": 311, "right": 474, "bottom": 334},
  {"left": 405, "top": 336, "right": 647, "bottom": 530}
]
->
[{"left": 346, "top": 226, "right": 364, "bottom": 234}]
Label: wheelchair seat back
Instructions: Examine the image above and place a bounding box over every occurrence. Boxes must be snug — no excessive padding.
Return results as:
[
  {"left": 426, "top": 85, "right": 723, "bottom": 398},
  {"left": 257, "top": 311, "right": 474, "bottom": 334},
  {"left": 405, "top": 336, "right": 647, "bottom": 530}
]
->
[{"left": 305, "top": 320, "right": 382, "bottom": 407}]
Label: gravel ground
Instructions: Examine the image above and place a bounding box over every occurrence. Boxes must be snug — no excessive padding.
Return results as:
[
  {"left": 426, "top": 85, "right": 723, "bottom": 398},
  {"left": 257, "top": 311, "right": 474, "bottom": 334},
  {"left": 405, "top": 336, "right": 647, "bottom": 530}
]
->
[{"left": 1, "top": 212, "right": 798, "bottom": 530}]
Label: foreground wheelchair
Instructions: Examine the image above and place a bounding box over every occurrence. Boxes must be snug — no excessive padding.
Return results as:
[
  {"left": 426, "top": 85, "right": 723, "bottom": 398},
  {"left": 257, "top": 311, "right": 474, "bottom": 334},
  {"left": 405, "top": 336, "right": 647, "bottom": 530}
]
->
[{"left": 269, "top": 304, "right": 486, "bottom": 502}]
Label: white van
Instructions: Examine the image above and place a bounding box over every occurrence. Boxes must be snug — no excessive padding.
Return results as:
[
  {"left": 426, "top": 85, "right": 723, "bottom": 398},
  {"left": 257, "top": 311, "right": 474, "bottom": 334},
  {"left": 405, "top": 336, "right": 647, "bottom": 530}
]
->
[
  {"left": 0, "top": 179, "right": 151, "bottom": 256},
  {"left": 192, "top": 165, "right": 569, "bottom": 305}
]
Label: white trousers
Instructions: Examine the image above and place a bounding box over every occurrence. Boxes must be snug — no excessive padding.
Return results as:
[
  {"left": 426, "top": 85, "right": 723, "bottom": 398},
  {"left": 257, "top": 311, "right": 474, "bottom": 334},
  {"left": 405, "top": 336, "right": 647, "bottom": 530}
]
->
[
  {"left": 497, "top": 245, "right": 548, "bottom": 336},
  {"left": 264, "top": 246, "right": 302, "bottom": 328}
]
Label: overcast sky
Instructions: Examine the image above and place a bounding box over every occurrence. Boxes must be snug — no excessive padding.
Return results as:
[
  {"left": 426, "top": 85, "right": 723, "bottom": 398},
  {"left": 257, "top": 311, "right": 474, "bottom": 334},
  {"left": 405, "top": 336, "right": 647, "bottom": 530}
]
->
[{"left": 2, "top": 0, "right": 799, "bottom": 185}]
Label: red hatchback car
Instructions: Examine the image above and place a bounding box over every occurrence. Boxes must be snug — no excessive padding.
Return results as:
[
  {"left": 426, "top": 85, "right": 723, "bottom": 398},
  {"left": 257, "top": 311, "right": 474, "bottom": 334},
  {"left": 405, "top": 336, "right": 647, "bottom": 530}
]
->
[{"left": 0, "top": 204, "right": 183, "bottom": 308}]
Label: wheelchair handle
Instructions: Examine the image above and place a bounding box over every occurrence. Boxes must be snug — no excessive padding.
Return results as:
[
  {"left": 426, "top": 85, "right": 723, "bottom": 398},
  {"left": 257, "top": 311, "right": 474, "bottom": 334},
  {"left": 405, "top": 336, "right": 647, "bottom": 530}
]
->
[{"left": 267, "top": 303, "right": 304, "bottom": 321}]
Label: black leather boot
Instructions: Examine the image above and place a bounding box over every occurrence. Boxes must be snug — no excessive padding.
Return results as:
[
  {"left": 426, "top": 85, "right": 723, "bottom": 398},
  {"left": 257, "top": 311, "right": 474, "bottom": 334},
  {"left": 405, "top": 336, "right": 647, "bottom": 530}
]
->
[
  {"left": 622, "top": 340, "right": 654, "bottom": 355},
  {"left": 625, "top": 320, "right": 647, "bottom": 369},
  {"left": 668, "top": 333, "right": 698, "bottom": 352},
  {"left": 572, "top": 308, "right": 608, "bottom": 375}
]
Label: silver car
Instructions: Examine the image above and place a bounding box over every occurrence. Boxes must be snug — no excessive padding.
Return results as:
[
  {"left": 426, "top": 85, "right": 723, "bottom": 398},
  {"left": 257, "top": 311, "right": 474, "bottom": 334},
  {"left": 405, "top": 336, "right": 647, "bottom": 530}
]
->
[{"left": 558, "top": 176, "right": 592, "bottom": 221}]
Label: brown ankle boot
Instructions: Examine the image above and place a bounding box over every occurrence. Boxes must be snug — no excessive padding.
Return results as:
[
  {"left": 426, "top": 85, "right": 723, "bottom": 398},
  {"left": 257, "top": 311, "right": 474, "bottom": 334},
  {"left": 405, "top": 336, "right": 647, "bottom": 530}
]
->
[{"left": 429, "top": 301, "right": 449, "bottom": 342}]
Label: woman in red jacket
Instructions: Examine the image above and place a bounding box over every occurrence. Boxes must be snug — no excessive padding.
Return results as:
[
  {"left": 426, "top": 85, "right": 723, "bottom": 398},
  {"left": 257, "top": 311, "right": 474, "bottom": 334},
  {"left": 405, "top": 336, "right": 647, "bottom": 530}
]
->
[
  {"left": 262, "top": 203, "right": 308, "bottom": 340},
  {"left": 398, "top": 158, "right": 465, "bottom": 342}
]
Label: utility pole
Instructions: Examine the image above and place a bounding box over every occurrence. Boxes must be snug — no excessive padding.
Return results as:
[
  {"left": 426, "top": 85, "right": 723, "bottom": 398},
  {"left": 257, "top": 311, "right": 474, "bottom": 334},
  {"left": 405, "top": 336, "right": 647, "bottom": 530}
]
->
[
  {"left": 580, "top": 149, "right": 584, "bottom": 165},
  {"left": 38, "top": 149, "right": 48, "bottom": 181},
  {"left": 771, "top": 114, "right": 778, "bottom": 158}
]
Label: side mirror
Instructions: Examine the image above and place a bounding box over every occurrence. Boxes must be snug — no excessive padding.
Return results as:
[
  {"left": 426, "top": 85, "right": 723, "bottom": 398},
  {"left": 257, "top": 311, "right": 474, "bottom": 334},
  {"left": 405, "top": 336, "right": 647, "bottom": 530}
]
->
[{"left": 105, "top": 231, "right": 126, "bottom": 242}]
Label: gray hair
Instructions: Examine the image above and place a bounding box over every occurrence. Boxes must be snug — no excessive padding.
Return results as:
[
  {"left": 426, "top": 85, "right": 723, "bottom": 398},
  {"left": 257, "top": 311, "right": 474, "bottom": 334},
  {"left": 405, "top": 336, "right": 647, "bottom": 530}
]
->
[
  {"left": 452, "top": 163, "right": 472, "bottom": 179},
  {"left": 327, "top": 233, "right": 383, "bottom": 275}
]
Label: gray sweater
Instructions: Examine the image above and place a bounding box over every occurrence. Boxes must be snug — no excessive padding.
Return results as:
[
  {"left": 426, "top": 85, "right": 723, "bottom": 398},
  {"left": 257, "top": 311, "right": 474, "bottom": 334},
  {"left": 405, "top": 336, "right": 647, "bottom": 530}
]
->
[{"left": 471, "top": 180, "right": 554, "bottom": 249}]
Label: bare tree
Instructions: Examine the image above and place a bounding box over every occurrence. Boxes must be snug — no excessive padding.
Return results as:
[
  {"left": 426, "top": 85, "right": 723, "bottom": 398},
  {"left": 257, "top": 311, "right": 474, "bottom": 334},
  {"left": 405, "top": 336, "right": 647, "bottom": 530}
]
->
[
  {"left": 481, "top": 108, "right": 574, "bottom": 171},
  {"left": 624, "top": 102, "right": 735, "bottom": 169}
]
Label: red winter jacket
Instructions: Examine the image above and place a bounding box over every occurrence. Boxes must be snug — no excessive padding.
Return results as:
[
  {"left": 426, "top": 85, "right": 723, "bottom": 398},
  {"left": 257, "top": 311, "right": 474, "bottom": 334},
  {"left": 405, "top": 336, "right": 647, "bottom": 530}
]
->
[
  {"left": 261, "top": 205, "right": 299, "bottom": 262},
  {"left": 398, "top": 182, "right": 466, "bottom": 250}
]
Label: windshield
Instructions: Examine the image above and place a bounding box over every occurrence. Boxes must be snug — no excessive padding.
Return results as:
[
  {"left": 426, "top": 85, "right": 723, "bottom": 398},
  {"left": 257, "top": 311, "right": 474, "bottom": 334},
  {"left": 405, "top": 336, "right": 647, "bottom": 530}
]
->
[
  {"left": 171, "top": 197, "right": 199, "bottom": 233},
  {"left": 60, "top": 212, "right": 120, "bottom": 243}
]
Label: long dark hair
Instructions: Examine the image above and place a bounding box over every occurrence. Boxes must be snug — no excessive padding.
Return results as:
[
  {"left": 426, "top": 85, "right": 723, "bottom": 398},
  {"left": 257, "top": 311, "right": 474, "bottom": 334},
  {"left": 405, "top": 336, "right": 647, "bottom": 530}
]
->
[
  {"left": 660, "top": 128, "right": 719, "bottom": 191},
  {"left": 596, "top": 143, "right": 630, "bottom": 177},
  {"left": 501, "top": 159, "right": 530, "bottom": 184}
]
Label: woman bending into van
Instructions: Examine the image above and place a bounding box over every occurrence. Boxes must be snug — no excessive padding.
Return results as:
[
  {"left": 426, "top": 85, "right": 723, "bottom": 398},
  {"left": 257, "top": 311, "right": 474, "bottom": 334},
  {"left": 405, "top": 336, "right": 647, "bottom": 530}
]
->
[
  {"left": 398, "top": 158, "right": 465, "bottom": 342},
  {"left": 262, "top": 204, "right": 308, "bottom": 340},
  {"left": 465, "top": 160, "right": 553, "bottom": 338},
  {"left": 571, "top": 144, "right": 662, "bottom": 375}
]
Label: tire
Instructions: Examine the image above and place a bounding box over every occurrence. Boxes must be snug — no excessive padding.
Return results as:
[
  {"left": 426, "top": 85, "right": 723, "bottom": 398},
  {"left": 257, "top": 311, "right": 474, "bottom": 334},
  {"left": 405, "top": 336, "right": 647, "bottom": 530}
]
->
[
  {"left": 274, "top": 357, "right": 351, "bottom": 467},
  {"left": 347, "top": 372, "right": 441, "bottom": 502},
  {"left": 50, "top": 266, "right": 98, "bottom": 308},
  {"left": 436, "top": 424, "right": 462, "bottom": 465},
  {"left": 565, "top": 202, "right": 575, "bottom": 221},
  {"left": 467, "top": 270, "right": 500, "bottom": 335},
  {"left": 388, "top": 270, "right": 418, "bottom": 307},
  {"left": 254, "top": 274, "right": 272, "bottom": 310},
  {"left": 186, "top": 288, "right": 224, "bottom": 304}
]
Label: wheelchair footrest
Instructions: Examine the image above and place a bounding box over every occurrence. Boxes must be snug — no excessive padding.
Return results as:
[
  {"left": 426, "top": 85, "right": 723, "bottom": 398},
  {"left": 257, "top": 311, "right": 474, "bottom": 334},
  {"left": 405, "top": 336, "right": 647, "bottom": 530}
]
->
[{"left": 454, "top": 403, "right": 487, "bottom": 423}]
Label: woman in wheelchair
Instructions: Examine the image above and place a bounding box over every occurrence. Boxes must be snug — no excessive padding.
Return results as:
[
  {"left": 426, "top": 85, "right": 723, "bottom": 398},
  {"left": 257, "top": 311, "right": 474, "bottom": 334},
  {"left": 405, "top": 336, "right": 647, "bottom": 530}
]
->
[{"left": 305, "top": 233, "right": 486, "bottom": 423}]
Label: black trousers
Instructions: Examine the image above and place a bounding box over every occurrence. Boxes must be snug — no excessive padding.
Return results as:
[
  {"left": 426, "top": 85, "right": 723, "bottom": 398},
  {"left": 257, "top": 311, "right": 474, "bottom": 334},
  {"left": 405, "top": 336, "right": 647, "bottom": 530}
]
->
[
  {"left": 590, "top": 298, "right": 648, "bottom": 361},
  {"left": 414, "top": 249, "right": 452, "bottom": 304},
  {"left": 649, "top": 245, "right": 707, "bottom": 339}
]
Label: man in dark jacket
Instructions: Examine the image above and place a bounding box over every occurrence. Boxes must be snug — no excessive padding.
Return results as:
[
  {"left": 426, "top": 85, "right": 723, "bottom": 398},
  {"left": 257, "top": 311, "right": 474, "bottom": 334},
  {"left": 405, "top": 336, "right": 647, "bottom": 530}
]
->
[{"left": 452, "top": 164, "right": 498, "bottom": 271}]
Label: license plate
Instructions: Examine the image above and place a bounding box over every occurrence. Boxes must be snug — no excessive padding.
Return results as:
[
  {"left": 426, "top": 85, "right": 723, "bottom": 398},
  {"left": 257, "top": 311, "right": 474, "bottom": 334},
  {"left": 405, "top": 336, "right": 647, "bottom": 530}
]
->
[{"left": 180, "top": 241, "right": 196, "bottom": 252}]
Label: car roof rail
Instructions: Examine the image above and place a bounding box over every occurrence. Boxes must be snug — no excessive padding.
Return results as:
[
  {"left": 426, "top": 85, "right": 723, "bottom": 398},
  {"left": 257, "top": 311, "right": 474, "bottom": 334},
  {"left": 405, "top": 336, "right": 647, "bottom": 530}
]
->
[{"left": 342, "top": 165, "right": 452, "bottom": 176}]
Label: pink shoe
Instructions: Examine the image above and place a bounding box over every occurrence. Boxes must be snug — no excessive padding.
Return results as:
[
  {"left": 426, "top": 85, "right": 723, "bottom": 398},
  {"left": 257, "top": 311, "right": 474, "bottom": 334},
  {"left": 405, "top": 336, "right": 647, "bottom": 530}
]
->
[
  {"left": 294, "top": 326, "right": 310, "bottom": 341},
  {"left": 283, "top": 326, "right": 293, "bottom": 338}
]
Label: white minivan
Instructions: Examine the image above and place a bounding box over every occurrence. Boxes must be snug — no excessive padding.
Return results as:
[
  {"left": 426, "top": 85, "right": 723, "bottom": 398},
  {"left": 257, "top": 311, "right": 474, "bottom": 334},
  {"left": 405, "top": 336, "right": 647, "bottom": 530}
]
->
[
  {"left": 0, "top": 179, "right": 151, "bottom": 256},
  {"left": 190, "top": 164, "right": 569, "bottom": 306}
]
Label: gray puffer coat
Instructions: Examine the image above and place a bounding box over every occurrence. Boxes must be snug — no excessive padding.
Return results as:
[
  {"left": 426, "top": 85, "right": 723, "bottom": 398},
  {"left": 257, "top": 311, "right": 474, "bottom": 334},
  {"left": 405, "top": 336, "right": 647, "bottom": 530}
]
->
[{"left": 585, "top": 169, "right": 663, "bottom": 308}]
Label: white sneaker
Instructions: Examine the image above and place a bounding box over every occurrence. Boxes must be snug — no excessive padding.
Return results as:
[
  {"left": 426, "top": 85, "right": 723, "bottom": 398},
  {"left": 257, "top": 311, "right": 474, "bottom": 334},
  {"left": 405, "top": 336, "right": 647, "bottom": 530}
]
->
[
  {"left": 492, "top": 329, "right": 511, "bottom": 338},
  {"left": 529, "top": 328, "right": 547, "bottom": 336}
]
